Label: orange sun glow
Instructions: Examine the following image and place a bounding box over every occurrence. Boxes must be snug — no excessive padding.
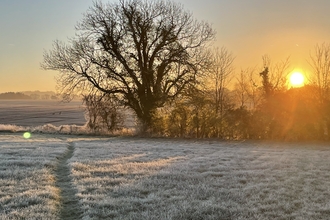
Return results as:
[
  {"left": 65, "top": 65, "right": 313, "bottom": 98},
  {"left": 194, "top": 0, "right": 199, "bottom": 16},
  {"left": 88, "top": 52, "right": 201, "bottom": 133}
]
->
[{"left": 289, "top": 72, "right": 305, "bottom": 87}]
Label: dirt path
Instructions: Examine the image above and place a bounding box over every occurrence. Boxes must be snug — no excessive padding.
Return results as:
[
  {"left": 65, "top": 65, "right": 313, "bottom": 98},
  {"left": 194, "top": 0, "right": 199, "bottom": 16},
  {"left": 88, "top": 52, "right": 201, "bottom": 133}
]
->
[{"left": 54, "top": 143, "right": 82, "bottom": 219}]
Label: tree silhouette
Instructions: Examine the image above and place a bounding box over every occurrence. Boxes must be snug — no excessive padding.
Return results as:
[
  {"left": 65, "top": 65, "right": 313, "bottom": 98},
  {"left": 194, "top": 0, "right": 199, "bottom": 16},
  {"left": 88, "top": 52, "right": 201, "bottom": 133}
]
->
[
  {"left": 41, "top": 0, "right": 214, "bottom": 132},
  {"left": 259, "top": 67, "right": 273, "bottom": 97}
]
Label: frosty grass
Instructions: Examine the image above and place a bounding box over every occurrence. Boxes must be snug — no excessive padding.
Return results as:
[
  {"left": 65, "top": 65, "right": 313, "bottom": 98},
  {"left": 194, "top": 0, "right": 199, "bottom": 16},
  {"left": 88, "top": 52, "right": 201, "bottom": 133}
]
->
[{"left": 1, "top": 133, "right": 330, "bottom": 219}]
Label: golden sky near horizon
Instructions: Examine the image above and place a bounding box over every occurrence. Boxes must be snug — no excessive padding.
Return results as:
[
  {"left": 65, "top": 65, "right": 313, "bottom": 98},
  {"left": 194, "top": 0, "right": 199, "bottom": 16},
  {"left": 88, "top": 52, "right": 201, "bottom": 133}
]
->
[{"left": 1, "top": 0, "right": 330, "bottom": 93}]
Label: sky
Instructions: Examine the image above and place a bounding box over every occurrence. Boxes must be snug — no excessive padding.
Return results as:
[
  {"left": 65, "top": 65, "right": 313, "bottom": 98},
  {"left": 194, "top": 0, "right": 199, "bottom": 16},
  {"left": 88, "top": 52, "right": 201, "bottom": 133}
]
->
[{"left": 1, "top": 0, "right": 330, "bottom": 93}]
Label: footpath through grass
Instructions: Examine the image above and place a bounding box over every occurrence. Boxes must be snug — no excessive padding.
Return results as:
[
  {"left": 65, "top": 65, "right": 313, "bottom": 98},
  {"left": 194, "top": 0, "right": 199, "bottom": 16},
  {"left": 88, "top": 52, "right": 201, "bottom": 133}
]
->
[
  {"left": 0, "top": 134, "right": 66, "bottom": 219},
  {"left": 1, "top": 134, "right": 330, "bottom": 219},
  {"left": 69, "top": 138, "right": 330, "bottom": 219}
]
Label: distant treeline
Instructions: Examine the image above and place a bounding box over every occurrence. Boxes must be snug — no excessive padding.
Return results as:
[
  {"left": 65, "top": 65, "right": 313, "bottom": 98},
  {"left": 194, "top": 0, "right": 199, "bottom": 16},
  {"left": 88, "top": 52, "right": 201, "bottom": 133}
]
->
[
  {"left": 0, "top": 92, "right": 59, "bottom": 100},
  {"left": 0, "top": 92, "right": 31, "bottom": 100}
]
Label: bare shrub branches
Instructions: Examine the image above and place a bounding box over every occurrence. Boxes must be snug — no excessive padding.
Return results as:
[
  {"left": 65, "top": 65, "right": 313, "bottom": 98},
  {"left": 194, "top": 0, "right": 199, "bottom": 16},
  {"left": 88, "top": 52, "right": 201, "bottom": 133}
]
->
[{"left": 83, "top": 94, "right": 124, "bottom": 133}]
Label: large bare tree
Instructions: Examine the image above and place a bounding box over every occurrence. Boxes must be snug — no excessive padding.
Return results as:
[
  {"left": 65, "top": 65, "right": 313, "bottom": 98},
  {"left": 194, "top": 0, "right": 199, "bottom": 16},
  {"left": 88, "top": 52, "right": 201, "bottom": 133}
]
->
[{"left": 41, "top": 0, "right": 214, "bottom": 131}]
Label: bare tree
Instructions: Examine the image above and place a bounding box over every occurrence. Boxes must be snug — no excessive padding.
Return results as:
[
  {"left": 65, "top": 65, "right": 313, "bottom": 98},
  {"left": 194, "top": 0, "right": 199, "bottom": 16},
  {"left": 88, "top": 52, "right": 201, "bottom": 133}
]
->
[
  {"left": 41, "top": 0, "right": 215, "bottom": 131},
  {"left": 234, "top": 70, "right": 250, "bottom": 108},
  {"left": 206, "top": 47, "right": 234, "bottom": 137},
  {"left": 234, "top": 68, "right": 262, "bottom": 110},
  {"left": 308, "top": 43, "right": 330, "bottom": 139},
  {"left": 261, "top": 55, "right": 291, "bottom": 91},
  {"left": 308, "top": 43, "right": 330, "bottom": 104},
  {"left": 83, "top": 93, "right": 123, "bottom": 132},
  {"left": 209, "top": 47, "right": 234, "bottom": 114}
]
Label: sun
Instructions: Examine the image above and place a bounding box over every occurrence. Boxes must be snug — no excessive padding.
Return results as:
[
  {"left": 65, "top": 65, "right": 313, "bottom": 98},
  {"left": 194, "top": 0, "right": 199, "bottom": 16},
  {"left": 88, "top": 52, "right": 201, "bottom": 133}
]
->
[{"left": 289, "top": 72, "right": 305, "bottom": 87}]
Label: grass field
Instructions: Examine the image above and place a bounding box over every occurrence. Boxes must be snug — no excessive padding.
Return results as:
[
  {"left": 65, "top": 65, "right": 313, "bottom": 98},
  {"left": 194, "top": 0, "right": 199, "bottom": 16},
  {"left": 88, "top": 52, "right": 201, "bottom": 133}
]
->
[
  {"left": 0, "top": 100, "right": 85, "bottom": 127},
  {"left": 0, "top": 134, "right": 66, "bottom": 219},
  {"left": 1, "top": 133, "right": 330, "bottom": 219}
]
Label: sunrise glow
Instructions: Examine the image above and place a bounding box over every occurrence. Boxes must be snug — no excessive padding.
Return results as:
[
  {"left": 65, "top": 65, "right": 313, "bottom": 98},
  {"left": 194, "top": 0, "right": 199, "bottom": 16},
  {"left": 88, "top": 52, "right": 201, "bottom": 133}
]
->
[{"left": 289, "top": 72, "right": 305, "bottom": 87}]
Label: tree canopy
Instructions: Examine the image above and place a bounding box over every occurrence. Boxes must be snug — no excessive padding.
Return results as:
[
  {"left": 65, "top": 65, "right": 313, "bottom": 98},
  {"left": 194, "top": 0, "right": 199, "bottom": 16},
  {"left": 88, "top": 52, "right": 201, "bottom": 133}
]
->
[{"left": 42, "top": 0, "right": 215, "bottom": 131}]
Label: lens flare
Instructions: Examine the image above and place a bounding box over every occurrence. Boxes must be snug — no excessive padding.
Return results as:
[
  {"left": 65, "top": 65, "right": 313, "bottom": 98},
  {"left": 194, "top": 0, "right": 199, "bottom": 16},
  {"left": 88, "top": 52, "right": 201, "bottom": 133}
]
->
[{"left": 23, "top": 132, "right": 31, "bottom": 139}]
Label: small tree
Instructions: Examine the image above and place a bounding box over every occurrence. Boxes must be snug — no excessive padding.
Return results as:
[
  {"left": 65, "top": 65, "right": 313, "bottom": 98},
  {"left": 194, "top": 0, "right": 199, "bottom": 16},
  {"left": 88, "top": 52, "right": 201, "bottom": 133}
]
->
[
  {"left": 207, "top": 47, "right": 234, "bottom": 137},
  {"left": 262, "top": 55, "right": 291, "bottom": 91},
  {"left": 308, "top": 43, "right": 330, "bottom": 139},
  {"left": 83, "top": 94, "right": 123, "bottom": 132},
  {"left": 41, "top": 0, "right": 215, "bottom": 132},
  {"left": 259, "top": 67, "right": 273, "bottom": 97},
  {"left": 309, "top": 43, "right": 330, "bottom": 104},
  {"left": 167, "top": 101, "right": 190, "bottom": 137},
  {"left": 234, "top": 70, "right": 251, "bottom": 108}
]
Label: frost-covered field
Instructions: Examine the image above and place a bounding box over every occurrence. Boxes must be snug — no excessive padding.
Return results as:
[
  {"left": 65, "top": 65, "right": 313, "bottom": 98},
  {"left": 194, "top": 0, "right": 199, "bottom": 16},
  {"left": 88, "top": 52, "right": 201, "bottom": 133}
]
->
[
  {"left": 0, "top": 100, "right": 85, "bottom": 127},
  {"left": 1, "top": 133, "right": 330, "bottom": 219},
  {"left": 0, "top": 134, "right": 67, "bottom": 219},
  {"left": 0, "top": 100, "right": 136, "bottom": 135}
]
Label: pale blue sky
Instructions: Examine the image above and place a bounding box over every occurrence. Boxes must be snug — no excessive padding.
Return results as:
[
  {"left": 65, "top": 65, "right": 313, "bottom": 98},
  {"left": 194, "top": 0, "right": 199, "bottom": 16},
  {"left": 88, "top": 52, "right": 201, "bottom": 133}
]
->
[{"left": 1, "top": 0, "right": 330, "bottom": 92}]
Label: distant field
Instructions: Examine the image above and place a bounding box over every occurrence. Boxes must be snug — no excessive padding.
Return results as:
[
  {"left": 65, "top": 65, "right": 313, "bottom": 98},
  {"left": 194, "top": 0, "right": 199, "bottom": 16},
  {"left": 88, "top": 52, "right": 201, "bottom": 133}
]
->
[
  {"left": 1, "top": 134, "right": 330, "bottom": 219},
  {"left": 0, "top": 100, "right": 86, "bottom": 127}
]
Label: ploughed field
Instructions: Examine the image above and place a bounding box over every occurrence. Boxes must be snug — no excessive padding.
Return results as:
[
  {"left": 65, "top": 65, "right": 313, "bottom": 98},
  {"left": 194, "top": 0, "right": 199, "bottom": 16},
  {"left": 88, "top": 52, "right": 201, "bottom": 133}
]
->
[
  {"left": 1, "top": 133, "right": 330, "bottom": 219},
  {"left": 0, "top": 100, "right": 86, "bottom": 127}
]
